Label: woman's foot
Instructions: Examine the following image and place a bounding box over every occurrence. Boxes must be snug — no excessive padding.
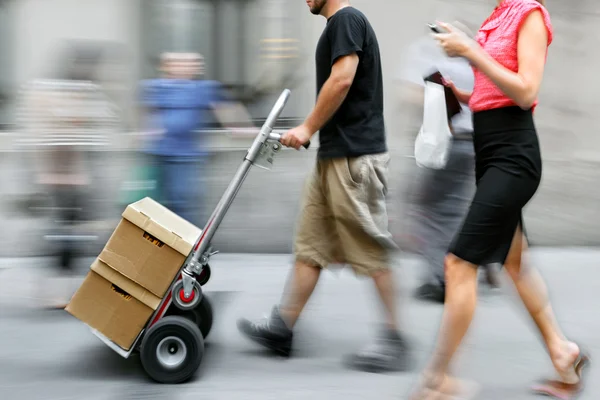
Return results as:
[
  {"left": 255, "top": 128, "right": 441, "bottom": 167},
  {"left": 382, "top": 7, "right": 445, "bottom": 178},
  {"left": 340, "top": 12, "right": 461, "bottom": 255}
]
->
[
  {"left": 532, "top": 341, "right": 590, "bottom": 399},
  {"left": 553, "top": 342, "right": 583, "bottom": 383},
  {"left": 409, "top": 372, "right": 479, "bottom": 400}
]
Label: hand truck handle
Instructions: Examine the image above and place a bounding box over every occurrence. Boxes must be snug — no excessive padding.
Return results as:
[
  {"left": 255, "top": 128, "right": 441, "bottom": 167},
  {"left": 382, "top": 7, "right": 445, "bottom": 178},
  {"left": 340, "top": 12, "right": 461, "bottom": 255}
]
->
[
  {"left": 263, "top": 89, "right": 291, "bottom": 131},
  {"left": 268, "top": 131, "right": 311, "bottom": 149}
]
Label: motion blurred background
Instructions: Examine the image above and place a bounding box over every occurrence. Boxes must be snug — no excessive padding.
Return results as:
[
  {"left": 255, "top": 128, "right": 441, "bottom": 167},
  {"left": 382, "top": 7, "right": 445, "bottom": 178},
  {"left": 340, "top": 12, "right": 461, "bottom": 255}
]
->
[
  {"left": 0, "top": 0, "right": 597, "bottom": 255},
  {"left": 1, "top": 1, "right": 600, "bottom": 399}
]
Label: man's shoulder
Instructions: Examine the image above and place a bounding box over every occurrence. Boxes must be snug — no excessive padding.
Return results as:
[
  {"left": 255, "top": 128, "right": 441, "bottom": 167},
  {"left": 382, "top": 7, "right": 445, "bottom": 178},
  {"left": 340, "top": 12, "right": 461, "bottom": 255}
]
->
[
  {"left": 330, "top": 6, "right": 368, "bottom": 26},
  {"left": 341, "top": 6, "right": 366, "bottom": 18}
]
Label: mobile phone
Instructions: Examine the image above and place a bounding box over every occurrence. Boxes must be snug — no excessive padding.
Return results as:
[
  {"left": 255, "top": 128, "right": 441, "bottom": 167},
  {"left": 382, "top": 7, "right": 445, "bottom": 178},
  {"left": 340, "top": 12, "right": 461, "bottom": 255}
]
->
[{"left": 428, "top": 23, "right": 445, "bottom": 34}]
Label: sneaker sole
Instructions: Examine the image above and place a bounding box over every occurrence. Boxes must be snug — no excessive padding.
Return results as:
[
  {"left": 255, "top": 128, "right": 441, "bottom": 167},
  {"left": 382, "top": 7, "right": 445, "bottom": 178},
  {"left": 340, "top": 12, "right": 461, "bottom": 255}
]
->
[
  {"left": 237, "top": 322, "right": 292, "bottom": 358},
  {"left": 345, "top": 354, "right": 412, "bottom": 373},
  {"left": 245, "top": 334, "right": 292, "bottom": 357}
]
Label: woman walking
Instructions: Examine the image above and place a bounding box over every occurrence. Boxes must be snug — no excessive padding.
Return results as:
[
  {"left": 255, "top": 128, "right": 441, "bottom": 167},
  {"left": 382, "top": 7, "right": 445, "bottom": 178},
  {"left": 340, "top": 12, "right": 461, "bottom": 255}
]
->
[{"left": 410, "top": 1, "right": 590, "bottom": 399}]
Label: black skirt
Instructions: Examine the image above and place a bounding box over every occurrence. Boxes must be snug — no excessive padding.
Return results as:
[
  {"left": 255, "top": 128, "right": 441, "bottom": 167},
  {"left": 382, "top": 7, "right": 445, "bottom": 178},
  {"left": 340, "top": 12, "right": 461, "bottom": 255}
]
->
[{"left": 448, "top": 106, "right": 542, "bottom": 266}]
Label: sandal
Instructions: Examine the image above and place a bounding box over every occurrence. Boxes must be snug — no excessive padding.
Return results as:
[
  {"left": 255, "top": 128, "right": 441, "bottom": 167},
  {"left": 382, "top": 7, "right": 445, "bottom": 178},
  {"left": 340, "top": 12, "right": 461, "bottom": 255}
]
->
[{"left": 531, "top": 347, "right": 590, "bottom": 399}]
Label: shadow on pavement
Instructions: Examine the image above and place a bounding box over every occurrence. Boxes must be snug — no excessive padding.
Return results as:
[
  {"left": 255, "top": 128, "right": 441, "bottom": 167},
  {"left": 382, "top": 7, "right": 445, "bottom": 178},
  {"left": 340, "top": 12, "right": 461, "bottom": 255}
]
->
[
  {"left": 109, "top": 383, "right": 182, "bottom": 400},
  {"left": 57, "top": 344, "right": 147, "bottom": 381},
  {"left": 45, "top": 291, "right": 238, "bottom": 383}
]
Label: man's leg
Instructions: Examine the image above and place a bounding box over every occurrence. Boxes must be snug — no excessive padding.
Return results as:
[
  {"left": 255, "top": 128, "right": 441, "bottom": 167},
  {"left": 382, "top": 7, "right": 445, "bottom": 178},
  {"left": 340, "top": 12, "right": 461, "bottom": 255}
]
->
[
  {"left": 163, "top": 157, "right": 200, "bottom": 223},
  {"left": 371, "top": 269, "right": 399, "bottom": 330},
  {"left": 329, "top": 154, "right": 411, "bottom": 372},
  {"left": 237, "top": 163, "right": 336, "bottom": 357},
  {"left": 153, "top": 155, "right": 168, "bottom": 206},
  {"left": 278, "top": 260, "right": 322, "bottom": 328},
  {"left": 342, "top": 243, "right": 411, "bottom": 372},
  {"left": 414, "top": 139, "right": 476, "bottom": 303},
  {"left": 236, "top": 260, "right": 322, "bottom": 357},
  {"left": 195, "top": 156, "right": 209, "bottom": 228}
]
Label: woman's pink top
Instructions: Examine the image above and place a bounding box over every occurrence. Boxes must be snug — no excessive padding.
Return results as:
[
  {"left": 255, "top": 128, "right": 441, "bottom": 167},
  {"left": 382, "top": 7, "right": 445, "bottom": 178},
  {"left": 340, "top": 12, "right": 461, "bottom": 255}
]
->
[{"left": 469, "top": 0, "right": 553, "bottom": 113}]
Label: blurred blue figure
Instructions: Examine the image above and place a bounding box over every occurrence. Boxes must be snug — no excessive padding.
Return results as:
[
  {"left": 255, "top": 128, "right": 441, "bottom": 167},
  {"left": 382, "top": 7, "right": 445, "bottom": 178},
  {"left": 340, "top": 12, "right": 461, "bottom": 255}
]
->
[{"left": 141, "top": 53, "right": 225, "bottom": 226}]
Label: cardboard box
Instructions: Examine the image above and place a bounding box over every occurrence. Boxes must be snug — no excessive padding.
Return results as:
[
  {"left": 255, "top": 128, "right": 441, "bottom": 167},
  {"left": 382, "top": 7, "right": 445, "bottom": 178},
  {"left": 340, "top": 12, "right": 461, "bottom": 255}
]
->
[
  {"left": 66, "top": 259, "right": 161, "bottom": 350},
  {"left": 99, "top": 197, "right": 202, "bottom": 298}
]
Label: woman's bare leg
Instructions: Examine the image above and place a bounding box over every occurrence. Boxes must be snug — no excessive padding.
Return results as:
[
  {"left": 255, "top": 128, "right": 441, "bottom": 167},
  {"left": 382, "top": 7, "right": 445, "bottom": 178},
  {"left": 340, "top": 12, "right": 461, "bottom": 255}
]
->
[
  {"left": 410, "top": 254, "right": 479, "bottom": 399},
  {"left": 504, "top": 228, "right": 582, "bottom": 383},
  {"left": 427, "top": 254, "right": 479, "bottom": 374}
]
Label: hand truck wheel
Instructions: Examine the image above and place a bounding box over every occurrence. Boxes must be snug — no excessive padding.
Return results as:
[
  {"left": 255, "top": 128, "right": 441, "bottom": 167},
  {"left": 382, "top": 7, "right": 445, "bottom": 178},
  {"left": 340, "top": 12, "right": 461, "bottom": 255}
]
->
[
  {"left": 194, "top": 296, "right": 213, "bottom": 338},
  {"left": 172, "top": 279, "right": 202, "bottom": 311},
  {"left": 196, "top": 264, "right": 211, "bottom": 286},
  {"left": 167, "top": 295, "right": 214, "bottom": 339},
  {"left": 140, "top": 316, "right": 204, "bottom": 384}
]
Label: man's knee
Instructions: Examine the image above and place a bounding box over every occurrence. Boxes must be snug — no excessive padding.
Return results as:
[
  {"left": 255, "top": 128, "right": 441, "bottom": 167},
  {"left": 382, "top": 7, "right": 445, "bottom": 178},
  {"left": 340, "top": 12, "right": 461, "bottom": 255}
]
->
[
  {"left": 294, "top": 255, "right": 327, "bottom": 271},
  {"left": 369, "top": 267, "right": 392, "bottom": 280},
  {"left": 350, "top": 256, "right": 391, "bottom": 277}
]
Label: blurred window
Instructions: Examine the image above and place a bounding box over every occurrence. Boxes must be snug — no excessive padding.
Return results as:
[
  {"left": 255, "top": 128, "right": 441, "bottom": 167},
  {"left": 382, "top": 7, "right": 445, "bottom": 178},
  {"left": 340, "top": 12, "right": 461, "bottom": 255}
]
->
[
  {"left": 139, "top": 0, "right": 305, "bottom": 125},
  {"left": 140, "top": 0, "right": 217, "bottom": 80}
]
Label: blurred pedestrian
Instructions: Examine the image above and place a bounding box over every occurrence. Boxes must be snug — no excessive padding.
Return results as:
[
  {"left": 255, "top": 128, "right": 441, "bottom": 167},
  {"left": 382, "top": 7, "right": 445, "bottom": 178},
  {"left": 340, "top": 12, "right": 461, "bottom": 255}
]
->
[
  {"left": 237, "top": 0, "right": 411, "bottom": 373},
  {"left": 140, "top": 52, "right": 226, "bottom": 226},
  {"left": 409, "top": 1, "right": 590, "bottom": 398},
  {"left": 397, "top": 21, "right": 500, "bottom": 304},
  {"left": 26, "top": 47, "right": 111, "bottom": 309}
]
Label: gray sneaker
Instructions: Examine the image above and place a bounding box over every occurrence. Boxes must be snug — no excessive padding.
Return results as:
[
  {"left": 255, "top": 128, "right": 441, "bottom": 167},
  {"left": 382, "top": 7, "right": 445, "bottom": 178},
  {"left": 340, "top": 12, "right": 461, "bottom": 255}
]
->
[
  {"left": 237, "top": 306, "right": 294, "bottom": 357},
  {"left": 345, "top": 328, "right": 412, "bottom": 373}
]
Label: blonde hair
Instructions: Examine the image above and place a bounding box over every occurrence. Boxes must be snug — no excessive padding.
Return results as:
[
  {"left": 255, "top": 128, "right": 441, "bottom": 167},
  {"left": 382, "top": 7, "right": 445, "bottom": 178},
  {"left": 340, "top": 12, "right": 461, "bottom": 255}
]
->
[{"left": 536, "top": 0, "right": 546, "bottom": 6}]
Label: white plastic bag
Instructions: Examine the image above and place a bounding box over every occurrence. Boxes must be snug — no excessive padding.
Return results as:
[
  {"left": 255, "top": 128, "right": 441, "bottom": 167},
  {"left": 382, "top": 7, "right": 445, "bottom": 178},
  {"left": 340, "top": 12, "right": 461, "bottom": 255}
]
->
[{"left": 414, "top": 81, "right": 452, "bottom": 169}]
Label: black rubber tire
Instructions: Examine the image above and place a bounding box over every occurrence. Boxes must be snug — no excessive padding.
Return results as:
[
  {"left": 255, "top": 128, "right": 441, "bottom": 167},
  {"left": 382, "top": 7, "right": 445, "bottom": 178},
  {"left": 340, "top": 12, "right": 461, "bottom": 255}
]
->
[
  {"left": 194, "top": 296, "right": 213, "bottom": 339},
  {"left": 140, "top": 316, "right": 204, "bottom": 384},
  {"left": 167, "top": 295, "right": 214, "bottom": 339},
  {"left": 196, "top": 264, "right": 211, "bottom": 286}
]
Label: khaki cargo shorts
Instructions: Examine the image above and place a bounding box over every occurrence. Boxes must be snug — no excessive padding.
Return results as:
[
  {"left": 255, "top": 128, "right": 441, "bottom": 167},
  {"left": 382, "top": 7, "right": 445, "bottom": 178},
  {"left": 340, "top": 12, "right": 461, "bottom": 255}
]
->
[{"left": 293, "top": 152, "right": 397, "bottom": 276}]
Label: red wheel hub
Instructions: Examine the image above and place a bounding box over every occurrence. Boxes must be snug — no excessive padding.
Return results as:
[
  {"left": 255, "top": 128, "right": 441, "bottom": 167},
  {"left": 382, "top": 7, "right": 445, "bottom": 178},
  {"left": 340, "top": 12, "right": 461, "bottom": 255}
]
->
[{"left": 179, "top": 288, "right": 196, "bottom": 303}]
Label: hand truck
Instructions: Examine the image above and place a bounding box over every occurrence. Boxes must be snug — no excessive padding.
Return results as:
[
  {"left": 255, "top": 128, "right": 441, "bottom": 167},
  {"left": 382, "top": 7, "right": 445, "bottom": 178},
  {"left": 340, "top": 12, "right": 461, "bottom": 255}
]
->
[{"left": 90, "top": 89, "right": 309, "bottom": 384}]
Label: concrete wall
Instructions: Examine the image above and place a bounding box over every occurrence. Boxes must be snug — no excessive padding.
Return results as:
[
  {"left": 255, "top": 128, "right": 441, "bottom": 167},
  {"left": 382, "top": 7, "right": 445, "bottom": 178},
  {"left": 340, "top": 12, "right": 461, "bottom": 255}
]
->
[
  {"left": 1, "top": 0, "right": 600, "bottom": 258},
  {"left": 8, "top": 0, "right": 142, "bottom": 129}
]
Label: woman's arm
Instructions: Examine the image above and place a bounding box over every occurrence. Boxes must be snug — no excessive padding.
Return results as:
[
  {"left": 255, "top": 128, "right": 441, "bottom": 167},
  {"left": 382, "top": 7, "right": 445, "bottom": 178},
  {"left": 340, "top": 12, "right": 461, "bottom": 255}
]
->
[
  {"left": 454, "top": 88, "right": 472, "bottom": 104},
  {"left": 463, "top": 10, "right": 549, "bottom": 109},
  {"left": 444, "top": 80, "right": 472, "bottom": 104}
]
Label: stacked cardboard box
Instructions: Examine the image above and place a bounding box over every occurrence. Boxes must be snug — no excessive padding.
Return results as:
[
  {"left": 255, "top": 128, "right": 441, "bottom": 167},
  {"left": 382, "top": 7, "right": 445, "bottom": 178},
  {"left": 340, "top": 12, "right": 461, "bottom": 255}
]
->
[{"left": 66, "top": 197, "right": 202, "bottom": 350}]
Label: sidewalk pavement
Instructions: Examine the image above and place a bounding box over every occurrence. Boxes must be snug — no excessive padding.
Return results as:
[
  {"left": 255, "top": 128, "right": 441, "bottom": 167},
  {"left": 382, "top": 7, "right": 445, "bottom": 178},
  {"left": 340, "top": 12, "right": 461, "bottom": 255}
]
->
[
  {"left": 1, "top": 248, "right": 599, "bottom": 307},
  {"left": 0, "top": 249, "right": 598, "bottom": 399}
]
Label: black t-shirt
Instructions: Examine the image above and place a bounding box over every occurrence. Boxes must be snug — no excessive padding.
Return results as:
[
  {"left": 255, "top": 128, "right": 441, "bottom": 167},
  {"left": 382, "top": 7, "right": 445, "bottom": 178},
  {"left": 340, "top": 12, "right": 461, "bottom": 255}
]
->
[{"left": 315, "top": 7, "right": 386, "bottom": 159}]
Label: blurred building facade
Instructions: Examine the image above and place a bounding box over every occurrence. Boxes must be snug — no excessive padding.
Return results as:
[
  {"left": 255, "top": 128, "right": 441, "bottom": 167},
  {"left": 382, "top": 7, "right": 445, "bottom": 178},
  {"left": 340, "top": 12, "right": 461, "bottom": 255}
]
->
[{"left": 1, "top": 0, "right": 600, "bottom": 256}]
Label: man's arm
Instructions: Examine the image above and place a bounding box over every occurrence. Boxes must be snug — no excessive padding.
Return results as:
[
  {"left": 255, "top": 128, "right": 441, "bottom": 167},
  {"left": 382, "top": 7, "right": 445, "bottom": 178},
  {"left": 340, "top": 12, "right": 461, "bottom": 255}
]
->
[
  {"left": 281, "top": 13, "right": 364, "bottom": 150},
  {"left": 303, "top": 53, "right": 359, "bottom": 135}
]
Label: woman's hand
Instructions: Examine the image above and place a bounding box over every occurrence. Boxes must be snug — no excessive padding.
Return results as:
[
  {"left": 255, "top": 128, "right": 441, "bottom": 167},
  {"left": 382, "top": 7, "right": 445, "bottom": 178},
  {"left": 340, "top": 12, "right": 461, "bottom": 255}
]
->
[
  {"left": 433, "top": 22, "right": 476, "bottom": 58},
  {"left": 442, "top": 77, "right": 472, "bottom": 105},
  {"left": 441, "top": 77, "right": 458, "bottom": 94}
]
